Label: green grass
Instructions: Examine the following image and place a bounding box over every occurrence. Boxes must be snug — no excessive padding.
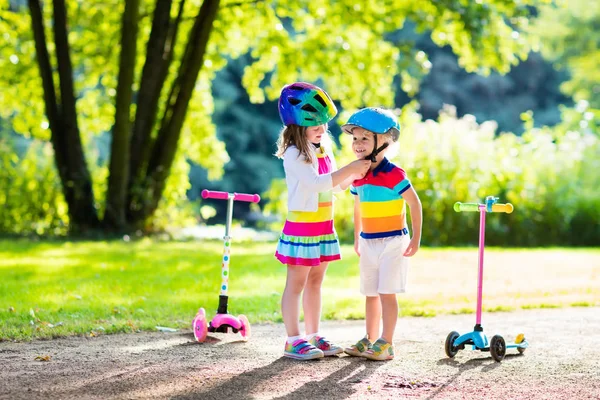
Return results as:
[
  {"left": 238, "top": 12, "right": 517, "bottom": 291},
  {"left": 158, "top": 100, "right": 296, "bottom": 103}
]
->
[{"left": 1, "top": 239, "right": 599, "bottom": 341}]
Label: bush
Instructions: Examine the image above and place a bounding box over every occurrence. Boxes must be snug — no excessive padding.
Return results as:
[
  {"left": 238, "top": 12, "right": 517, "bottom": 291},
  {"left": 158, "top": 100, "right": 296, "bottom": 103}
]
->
[{"left": 0, "top": 139, "right": 69, "bottom": 235}]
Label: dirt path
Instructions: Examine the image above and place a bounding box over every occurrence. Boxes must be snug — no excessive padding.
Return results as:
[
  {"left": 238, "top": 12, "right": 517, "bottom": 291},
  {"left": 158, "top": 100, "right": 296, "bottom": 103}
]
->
[{"left": 1, "top": 307, "right": 599, "bottom": 400}]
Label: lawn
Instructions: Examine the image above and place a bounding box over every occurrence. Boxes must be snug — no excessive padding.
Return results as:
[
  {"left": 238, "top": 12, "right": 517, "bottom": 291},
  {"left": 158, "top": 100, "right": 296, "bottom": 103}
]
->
[{"left": 1, "top": 238, "right": 599, "bottom": 340}]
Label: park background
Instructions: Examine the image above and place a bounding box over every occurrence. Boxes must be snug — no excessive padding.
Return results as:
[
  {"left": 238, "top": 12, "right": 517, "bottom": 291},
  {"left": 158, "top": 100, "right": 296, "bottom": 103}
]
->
[{"left": 0, "top": 0, "right": 598, "bottom": 341}]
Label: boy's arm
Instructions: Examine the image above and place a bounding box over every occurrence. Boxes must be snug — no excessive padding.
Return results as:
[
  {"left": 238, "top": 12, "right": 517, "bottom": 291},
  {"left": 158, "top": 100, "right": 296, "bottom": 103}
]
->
[
  {"left": 353, "top": 195, "right": 362, "bottom": 256},
  {"left": 402, "top": 187, "right": 422, "bottom": 256}
]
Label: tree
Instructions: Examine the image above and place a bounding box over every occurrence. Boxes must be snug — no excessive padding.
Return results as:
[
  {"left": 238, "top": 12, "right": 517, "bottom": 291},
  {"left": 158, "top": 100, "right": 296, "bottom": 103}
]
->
[{"left": 0, "top": 0, "right": 546, "bottom": 233}]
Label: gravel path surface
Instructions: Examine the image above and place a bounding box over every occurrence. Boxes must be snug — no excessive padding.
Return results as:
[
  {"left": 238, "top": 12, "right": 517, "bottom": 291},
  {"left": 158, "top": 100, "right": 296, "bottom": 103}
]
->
[{"left": 2, "top": 307, "right": 599, "bottom": 399}]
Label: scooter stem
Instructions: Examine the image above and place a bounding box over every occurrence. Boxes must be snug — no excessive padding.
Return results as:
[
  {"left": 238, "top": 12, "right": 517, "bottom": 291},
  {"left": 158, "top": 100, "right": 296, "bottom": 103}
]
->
[
  {"left": 218, "top": 194, "right": 235, "bottom": 312},
  {"left": 476, "top": 204, "right": 487, "bottom": 327}
]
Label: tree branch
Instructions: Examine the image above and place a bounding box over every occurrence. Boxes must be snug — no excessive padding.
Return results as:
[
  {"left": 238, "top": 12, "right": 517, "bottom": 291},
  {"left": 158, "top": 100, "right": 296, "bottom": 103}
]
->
[
  {"left": 142, "top": 0, "right": 221, "bottom": 221},
  {"left": 27, "top": 0, "right": 62, "bottom": 150},
  {"left": 127, "top": 0, "right": 186, "bottom": 221},
  {"left": 222, "top": 0, "right": 264, "bottom": 8}
]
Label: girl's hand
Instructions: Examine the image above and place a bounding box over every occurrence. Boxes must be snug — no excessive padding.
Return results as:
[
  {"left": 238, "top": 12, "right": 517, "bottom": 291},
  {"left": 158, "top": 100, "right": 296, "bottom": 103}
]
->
[
  {"left": 403, "top": 238, "right": 420, "bottom": 257},
  {"left": 354, "top": 241, "right": 360, "bottom": 256},
  {"left": 350, "top": 159, "right": 371, "bottom": 177}
]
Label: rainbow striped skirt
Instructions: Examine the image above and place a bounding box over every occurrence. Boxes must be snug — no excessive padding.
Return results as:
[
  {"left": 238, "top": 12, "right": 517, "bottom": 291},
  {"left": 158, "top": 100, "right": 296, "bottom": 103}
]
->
[{"left": 275, "top": 153, "right": 342, "bottom": 267}]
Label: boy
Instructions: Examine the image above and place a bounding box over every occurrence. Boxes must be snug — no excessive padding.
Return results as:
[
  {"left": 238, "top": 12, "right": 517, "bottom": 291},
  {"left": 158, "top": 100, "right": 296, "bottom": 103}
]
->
[{"left": 342, "top": 107, "right": 422, "bottom": 361}]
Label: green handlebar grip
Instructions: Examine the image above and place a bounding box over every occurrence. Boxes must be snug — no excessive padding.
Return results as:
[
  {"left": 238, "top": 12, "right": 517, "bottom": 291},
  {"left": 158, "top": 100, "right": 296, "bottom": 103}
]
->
[
  {"left": 454, "top": 202, "right": 479, "bottom": 212},
  {"left": 491, "top": 203, "right": 514, "bottom": 214}
]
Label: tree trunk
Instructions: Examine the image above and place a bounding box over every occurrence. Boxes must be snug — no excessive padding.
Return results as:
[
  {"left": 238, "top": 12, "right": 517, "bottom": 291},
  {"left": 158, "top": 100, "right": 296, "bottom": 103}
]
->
[
  {"left": 127, "top": 0, "right": 185, "bottom": 222},
  {"left": 29, "top": 0, "right": 99, "bottom": 234},
  {"left": 130, "top": 0, "right": 221, "bottom": 227},
  {"left": 105, "top": 0, "right": 140, "bottom": 230}
]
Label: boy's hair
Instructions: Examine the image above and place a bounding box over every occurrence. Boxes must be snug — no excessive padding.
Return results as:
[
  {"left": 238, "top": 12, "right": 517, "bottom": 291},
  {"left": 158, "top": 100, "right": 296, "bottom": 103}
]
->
[
  {"left": 275, "top": 124, "right": 317, "bottom": 164},
  {"left": 351, "top": 127, "right": 394, "bottom": 144}
]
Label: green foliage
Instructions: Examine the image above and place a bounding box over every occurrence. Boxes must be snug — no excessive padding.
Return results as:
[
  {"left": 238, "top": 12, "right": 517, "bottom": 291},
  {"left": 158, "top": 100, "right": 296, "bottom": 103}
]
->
[
  {"left": 531, "top": 0, "right": 600, "bottom": 109},
  {"left": 530, "top": 0, "right": 600, "bottom": 130},
  {"left": 0, "top": 138, "right": 69, "bottom": 235},
  {"left": 151, "top": 150, "right": 198, "bottom": 232},
  {"left": 265, "top": 105, "right": 600, "bottom": 246},
  {"left": 0, "top": 0, "right": 566, "bottom": 235}
]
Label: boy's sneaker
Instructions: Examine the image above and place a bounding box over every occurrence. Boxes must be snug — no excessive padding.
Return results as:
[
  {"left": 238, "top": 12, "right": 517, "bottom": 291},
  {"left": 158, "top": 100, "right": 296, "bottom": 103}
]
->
[
  {"left": 344, "top": 335, "right": 372, "bottom": 357},
  {"left": 284, "top": 339, "right": 324, "bottom": 360},
  {"left": 308, "top": 335, "right": 343, "bottom": 356},
  {"left": 362, "top": 338, "right": 394, "bottom": 361}
]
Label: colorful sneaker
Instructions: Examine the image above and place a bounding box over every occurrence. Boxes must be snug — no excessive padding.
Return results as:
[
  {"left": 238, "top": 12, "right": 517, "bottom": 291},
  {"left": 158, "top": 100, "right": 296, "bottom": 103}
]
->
[
  {"left": 284, "top": 339, "right": 324, "bottom": 360},
  {"left": 344, "top": 335, "right": 372, "bottom": 357},
  {"left": 362, "top": 338, "right": 394, "bottom": 361},
  {"left": 308, "top": 335, "right": 343, "bottom": 356}
]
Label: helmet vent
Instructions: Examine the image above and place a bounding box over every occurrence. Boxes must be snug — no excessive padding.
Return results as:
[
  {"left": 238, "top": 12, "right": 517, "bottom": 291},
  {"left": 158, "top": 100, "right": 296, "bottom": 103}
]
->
[
  {"left": 313, "top": 94, "right": 327, "bottom": 107},
  {"left": 301, "top": 104, "right": 318, "bottom": 112},
  {"left": 290, "top": 85, "right": 304, "bottom": 91},
  {"left": 287, "top": 97, "right": 302, "bottom": 105}
]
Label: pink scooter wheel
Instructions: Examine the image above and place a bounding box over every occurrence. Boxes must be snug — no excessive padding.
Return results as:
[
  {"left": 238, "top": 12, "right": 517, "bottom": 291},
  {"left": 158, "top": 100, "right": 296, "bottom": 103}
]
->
[
  {"left": 238, "top": 314, "right": 251, "bottom": 340},
  {"left": 192, "top": 308, "right": 208, "bottom": 343}
]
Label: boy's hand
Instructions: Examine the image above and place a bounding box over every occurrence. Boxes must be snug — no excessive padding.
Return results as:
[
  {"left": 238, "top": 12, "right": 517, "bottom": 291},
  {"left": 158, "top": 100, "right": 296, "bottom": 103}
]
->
[
  {"left": 354, "top": 241, "right": 360, "bottom": 256},
  {"left": 403, "top": 238, "right": 420, "bottom": 257}
]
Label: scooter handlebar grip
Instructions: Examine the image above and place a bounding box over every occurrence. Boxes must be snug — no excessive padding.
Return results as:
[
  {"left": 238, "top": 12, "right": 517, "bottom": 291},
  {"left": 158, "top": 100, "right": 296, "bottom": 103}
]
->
[
  {"left": 201, "top": 189, "right": 229, "bottom": 200},
  {"left": 201, "top": 189, "right": 260, "bottom": 203},
  {"left": 234, "top": 192, "right": 261, "bottom": 203},
  {"left": 491, "top": 203, "right": 514, "bottom": 214},
  {"left": 454, "top": 202, "right": 479, "bottom": 212}
]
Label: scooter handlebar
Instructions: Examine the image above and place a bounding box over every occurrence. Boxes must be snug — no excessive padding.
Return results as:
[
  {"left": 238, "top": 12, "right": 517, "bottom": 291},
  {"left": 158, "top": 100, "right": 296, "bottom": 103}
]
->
[
  {"left": 233, "top": 193, "right": 261, "bottom": 203},
  {"left": 454, "top": 202, "right": 514, "bottom": 214},
  {"left": 454, "top": 202, "right": 479, "bottom": 212},
  {"left": 201, "top": 189, "right": 260, "bottom": 203},
  {"left": 491, "top": 203, "right": 514, "bottom": 214}
]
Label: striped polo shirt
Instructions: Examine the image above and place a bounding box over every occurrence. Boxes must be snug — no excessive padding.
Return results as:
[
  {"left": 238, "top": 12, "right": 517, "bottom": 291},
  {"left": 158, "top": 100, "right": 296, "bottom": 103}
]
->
[{"left": 350, "top": 158, "right": 411, "bottom": 239}]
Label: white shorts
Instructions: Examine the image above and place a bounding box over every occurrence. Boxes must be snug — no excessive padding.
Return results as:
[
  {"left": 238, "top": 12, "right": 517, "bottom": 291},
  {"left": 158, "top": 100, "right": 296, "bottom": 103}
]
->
[{"left": 359, "top": 235, "right": 410, "bottom": 296}]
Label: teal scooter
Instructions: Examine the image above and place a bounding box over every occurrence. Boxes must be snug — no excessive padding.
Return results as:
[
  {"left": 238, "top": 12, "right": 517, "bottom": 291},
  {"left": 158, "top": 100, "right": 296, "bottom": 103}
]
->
[{"left": 445, "top": 196, "right": 529, "bottom": 362}]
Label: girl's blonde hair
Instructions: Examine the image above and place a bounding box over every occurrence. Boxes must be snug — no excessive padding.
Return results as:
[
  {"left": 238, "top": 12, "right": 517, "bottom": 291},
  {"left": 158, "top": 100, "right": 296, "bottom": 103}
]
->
[{"left": 276, "top": 124, "right": 330, "bottom": 165}]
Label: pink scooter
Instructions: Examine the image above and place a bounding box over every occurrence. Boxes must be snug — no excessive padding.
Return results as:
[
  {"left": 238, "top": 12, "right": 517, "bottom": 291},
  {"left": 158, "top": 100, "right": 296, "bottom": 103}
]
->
[{"left": 192, "top": 189, "right": 260, "bottom": 343}]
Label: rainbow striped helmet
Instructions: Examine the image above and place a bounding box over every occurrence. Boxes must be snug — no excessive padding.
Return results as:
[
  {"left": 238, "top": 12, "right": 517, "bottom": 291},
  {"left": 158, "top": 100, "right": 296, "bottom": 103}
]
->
[{"left": 278, "top": 82, "right": 338, "bottom": 127}]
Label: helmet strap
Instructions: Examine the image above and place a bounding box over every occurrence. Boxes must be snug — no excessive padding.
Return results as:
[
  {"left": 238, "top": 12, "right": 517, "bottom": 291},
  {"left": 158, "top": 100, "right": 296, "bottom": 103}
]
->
[{"left": 364, "top": 134, "right": 389, "bottom": 163}]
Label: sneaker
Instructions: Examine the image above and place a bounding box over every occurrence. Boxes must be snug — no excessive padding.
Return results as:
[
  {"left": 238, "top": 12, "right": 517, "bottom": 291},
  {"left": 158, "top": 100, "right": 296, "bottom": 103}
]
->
[
  {"left": 308, "top": 335, "right": 343, "bottom": 356},
  {"left": 362, "top": 338, "right": 394, "bottom": 361},
  {"left": 284, "top": 339, "right": 324, "bottom": 360},
  {"left": 344, "top": 335, "right": 372, "bottom": 357}
]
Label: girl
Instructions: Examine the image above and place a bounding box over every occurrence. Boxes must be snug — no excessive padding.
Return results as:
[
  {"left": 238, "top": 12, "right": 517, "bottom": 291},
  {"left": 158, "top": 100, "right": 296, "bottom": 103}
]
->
[{"left": 275, "top": 82, "right": 370, "bottom": 360}]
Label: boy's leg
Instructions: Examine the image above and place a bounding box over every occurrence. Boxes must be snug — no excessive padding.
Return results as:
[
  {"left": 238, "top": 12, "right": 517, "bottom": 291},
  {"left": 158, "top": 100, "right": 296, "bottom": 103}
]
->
[
  {"left": 345, "top": 239, "right": 381, "bottom": 357},
  {"left": 303, "top": 262, "right": 328, "bottom": 335},
  {"left": 366, "top": 295, "right": 381, "bottom": 340},
  {"left": 380, "top": 293, "right": 398, "bottom": 343},
  {"left": 362, "top": 294, "right": 397, "bottom": 361},
  {"left": 282, "top": 265, "right": 310, "bottom": 337},
  {"left": 377, "top": 235, "right": 409, "bottom": 343}
]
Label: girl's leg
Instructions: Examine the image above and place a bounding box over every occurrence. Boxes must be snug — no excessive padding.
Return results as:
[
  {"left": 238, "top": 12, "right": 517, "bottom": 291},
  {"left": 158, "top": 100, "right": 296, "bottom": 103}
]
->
[
  {"left": 365, "top": 295, "right": 381, "bottom": 340},
  {"left": 380, "top": 293, "right": 398, "bottom": 343},
  {"left": 303, "top": 262, "right": 328, "bottom": 335},
  {"left": 281, "top": 265, "right": 311, "bottom": 337}
]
